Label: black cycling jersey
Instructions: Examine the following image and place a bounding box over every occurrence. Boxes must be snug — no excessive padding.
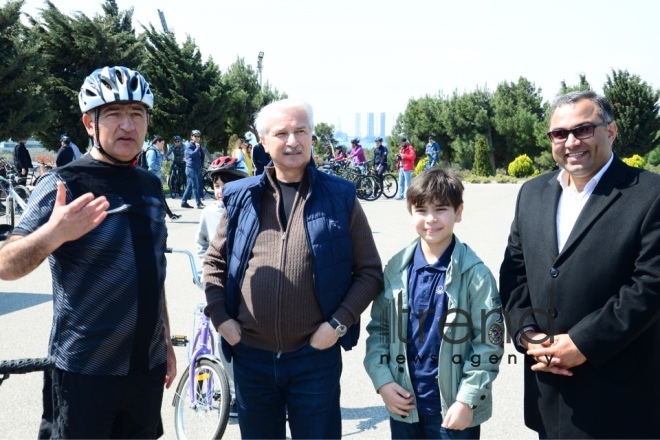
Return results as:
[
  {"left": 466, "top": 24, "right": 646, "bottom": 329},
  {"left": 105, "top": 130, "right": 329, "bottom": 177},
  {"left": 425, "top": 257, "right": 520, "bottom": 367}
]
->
[{"left": 13, "top": 155, "right": 168, "bottom": 375}]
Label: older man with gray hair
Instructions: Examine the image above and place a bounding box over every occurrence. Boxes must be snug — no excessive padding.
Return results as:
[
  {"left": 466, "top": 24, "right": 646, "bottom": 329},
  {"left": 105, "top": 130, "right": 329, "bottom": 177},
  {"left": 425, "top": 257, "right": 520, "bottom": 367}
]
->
[{"left": 203, "top": 99, "right": 383, "bottom": 438}]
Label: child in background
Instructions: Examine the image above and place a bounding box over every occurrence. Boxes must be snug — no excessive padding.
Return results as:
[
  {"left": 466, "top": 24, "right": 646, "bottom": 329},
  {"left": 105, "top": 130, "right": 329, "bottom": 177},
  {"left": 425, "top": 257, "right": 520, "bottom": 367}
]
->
[
  {"left": 195, "top": 156, "right": 248, "bottom": 418},
  {"left": 364, "top": 168, "right": 503, "bottom": 439}
]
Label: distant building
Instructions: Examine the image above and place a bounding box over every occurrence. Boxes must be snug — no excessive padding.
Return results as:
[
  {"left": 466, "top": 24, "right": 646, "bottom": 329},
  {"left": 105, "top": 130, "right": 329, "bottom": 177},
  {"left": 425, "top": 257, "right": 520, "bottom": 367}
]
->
[
  {"left": 380, "top": 112, "right": 386, "bottom": 138},
  {"left": 366, "top": 113, "right": 375, "bottom": 140},
  {"left": 0, "top": 137, "right": 43, "bottom": 149}
]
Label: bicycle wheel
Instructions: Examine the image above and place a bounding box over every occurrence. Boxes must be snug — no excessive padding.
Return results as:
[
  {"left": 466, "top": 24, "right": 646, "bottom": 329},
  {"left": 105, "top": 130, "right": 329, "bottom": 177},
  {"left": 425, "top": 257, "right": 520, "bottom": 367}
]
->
[
  {"left": 13, "top": 185, "right": 30, "bottom": 215},
  {"left": 174, "top": 358, "right": 230, "bottom": 440},
  {"left": 381, "top": 174, "right": 398, "bottom": 199},
  {"left": 169, "top": 171, "right": 181, "bottom": 199},
  {"left": 356, "top": 175, "right": 380, "bottom": 201}
]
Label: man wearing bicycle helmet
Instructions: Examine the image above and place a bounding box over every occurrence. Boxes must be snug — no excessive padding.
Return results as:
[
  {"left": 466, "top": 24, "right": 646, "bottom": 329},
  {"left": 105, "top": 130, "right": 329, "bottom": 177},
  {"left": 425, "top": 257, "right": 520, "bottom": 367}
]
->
[
  {"left": 0, "top": 66, "right": 176, "bottom": 439},
  {"left": 166, "top": 134, "right": 185, "bottom": 164},
  {"left": 373, "top": 137, "right": 388, "bottom": 179},
  {"left": 60, "top": 132, "right": 82, "bottom": 160},
  {"left": 55, "top": 134, "right": 75, "bottom": 167},
  {"left": 203, "top": 99, "right": 383, "bottom": 439}
]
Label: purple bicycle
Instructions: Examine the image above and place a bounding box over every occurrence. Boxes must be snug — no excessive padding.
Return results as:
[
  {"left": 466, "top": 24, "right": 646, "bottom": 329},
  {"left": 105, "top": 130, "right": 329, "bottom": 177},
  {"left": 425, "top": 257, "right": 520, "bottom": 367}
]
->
[{"left": 167, "top": 248, "right": 230, "bottom": 439}]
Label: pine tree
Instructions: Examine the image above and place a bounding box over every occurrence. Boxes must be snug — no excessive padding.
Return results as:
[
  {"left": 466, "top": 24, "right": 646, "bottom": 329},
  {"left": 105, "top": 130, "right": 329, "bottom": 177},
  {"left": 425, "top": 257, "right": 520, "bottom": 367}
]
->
[
  {"left": 473, "top": 135, "right": 493, "bottom": 177},
  {"left": 0, "top": 0, "right": 50, "bottom": 140},
  {"left": 604, "top": 69, "right": 660, "bottom": 157}
]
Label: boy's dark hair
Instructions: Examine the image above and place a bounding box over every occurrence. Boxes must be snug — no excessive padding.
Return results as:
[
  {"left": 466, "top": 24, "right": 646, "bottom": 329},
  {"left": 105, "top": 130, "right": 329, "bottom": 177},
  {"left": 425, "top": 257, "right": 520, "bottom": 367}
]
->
[
  {"left": 406, "top": 168, "right": 464, "bottom": 212},
  {"left": 212, "top": 173, "right": 243, "bottom": 185}
]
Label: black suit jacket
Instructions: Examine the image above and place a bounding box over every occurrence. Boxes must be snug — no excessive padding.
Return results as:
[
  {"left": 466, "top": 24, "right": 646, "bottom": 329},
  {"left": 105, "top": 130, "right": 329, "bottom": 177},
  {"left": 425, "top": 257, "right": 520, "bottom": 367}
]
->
[{"left": 500, "top": 157, "right": 660, "bottom": 439}]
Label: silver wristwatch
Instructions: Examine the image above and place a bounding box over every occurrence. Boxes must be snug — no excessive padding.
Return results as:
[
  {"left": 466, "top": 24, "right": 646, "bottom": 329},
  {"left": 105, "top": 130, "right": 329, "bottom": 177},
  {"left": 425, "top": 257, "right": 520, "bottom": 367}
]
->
[{"left": 328, "top": 318, "right": 347, "bottom": 338}]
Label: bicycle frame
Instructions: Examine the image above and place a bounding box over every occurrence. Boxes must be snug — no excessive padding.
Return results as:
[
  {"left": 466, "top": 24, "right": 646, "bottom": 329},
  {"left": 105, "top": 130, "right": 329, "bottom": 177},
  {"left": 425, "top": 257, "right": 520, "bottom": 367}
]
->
[
  {"left": 0, "top": 175, "right": 29, "bottom": 212},
  {"left": 166, "top": 247, "right": 220, "bottom": 410}
]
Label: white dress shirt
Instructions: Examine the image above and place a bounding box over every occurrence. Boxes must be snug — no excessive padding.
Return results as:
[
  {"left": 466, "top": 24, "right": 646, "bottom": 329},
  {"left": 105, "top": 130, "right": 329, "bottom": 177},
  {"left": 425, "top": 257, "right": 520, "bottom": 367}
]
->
[{"left": 556, "top": 153, "right": 614, "bottom": 252}]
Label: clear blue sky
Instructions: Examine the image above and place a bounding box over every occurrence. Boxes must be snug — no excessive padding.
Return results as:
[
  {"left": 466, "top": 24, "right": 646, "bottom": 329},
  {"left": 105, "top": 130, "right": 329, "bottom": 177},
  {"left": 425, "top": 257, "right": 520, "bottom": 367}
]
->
[{"left": 14, "top": 0, "right": 660, "bottom": 137}]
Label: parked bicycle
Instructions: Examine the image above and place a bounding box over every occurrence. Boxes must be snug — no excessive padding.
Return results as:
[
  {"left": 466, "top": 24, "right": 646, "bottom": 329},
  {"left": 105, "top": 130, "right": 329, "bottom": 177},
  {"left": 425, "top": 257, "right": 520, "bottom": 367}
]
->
[
  {"left": 365, "top": 166, "right": 398, "bottom": 199},
  {"left": 317, "top": 160, "right": 382, "bottom": 201},
  {"left": 168, "top": 162, "right": 186, "bottom": 199},
  {"left": 168, "top": 247, "right": 230, "bottom": 440},
  {"left": 0, "top": 174, "right": 31, "bottom": 227}
]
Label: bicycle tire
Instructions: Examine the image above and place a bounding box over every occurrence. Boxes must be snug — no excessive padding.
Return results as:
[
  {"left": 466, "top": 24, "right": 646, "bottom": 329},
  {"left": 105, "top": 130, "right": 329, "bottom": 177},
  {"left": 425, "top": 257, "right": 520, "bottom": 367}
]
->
[
  {"left": 13, "top": 185, "right": 30, "bottom": 215},
  {"left": 355, "top": 175, "right": 380, "bottom": 201},
  {"left": 173, "top": 358, "right": 230, "bottom": 440},
  {"left": 168, "top": 171, "right": 180, "bottom": 199},
  {"left": 381, "top": 174, "right": 398, "bottom": 199},
  {"left": 366, "top": 175, "right": 382, "bottom": 201}
]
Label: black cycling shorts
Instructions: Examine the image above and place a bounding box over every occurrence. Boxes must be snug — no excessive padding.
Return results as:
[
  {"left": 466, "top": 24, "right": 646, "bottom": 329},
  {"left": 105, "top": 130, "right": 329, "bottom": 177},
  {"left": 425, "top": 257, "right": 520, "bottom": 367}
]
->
[{"left": 50, "top": 366, "right": 165, "bottom": 439}]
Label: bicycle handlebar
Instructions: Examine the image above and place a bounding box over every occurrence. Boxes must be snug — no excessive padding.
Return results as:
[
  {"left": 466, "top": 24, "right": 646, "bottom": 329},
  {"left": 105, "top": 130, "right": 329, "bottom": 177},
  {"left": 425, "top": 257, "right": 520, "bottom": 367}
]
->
[
  {"left": 165, "top": 247, "right": 203, "bottom": 290},
  {"left": 0, "top": 357, "right": 55, "bottom": 375}
]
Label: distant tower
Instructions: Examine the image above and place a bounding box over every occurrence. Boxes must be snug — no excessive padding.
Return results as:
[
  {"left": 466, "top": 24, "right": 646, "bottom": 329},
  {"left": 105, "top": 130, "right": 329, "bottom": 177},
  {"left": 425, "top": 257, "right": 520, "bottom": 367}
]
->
[
  {"left": 157, "top": 9, "right": 173, "bottom": 35},
  {"left": 355, "top": 112, "right": 362, "bottom": 138},
  {"left": 367, "top": 113, "right": 375, "bottom": 138},
  {"left": 380, "top": 112, "right": 386, "bottom": 138}
]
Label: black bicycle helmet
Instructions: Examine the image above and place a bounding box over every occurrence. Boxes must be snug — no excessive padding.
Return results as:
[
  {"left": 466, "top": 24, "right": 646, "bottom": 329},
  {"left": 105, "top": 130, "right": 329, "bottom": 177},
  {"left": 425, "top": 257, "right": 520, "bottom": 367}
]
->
[
  {"left": 208, "top": 156, "right": 249, "bottom": 182},
  {"left": 191, "top": 129, "right": 201, "bottom": 136},
  {"left": 351, "top": 138, "right": 360, "bottom": 144},
  {"left": 60, "top": 133, "right": 70, "bottom": 142},
  {"left": 173, "top": 135, "right": 182, "bottom": 141}
]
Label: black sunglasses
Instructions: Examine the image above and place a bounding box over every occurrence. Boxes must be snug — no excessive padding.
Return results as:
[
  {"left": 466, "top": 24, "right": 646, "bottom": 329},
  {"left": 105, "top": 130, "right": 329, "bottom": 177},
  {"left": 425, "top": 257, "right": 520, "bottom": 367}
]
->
[{"left": 547, "top": 121, "right": 610, "bottom": 143}]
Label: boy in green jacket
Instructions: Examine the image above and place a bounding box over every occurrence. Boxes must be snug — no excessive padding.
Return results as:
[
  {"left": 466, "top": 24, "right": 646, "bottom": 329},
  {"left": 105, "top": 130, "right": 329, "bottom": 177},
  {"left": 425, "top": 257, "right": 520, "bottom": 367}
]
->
[{"left": 364, "top": 168, "right": 503, "bottom": 439}]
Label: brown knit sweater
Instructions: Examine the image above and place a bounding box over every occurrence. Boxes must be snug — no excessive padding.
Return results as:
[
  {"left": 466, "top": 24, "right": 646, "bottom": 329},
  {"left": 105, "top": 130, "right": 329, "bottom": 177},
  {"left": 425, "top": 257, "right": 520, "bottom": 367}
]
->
[{"left": 204, "top": 168, "right": 384, "bottom": 353}]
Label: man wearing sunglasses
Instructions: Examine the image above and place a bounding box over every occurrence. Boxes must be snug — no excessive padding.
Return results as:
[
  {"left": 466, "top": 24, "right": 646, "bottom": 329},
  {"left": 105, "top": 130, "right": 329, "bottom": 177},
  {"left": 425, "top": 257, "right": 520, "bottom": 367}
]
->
[{"left": 499, "top": 90, "right": 660, "bottom": 438}]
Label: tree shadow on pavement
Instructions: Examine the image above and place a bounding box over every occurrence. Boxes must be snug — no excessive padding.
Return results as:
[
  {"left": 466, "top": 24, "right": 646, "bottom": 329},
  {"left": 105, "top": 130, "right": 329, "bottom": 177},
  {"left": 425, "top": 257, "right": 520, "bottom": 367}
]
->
[
  {"left": 341, "top": 406, "right": 389, "bottom": 436},
  {"left": 0, "top": 292, "right": 52, "bottom": 316}
]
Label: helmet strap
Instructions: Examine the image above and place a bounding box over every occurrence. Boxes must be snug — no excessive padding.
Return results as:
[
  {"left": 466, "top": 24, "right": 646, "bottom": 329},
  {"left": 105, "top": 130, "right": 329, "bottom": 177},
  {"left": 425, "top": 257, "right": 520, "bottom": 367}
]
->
[{"left": 92, "top": 108, "right": 139, "bottom": 167}]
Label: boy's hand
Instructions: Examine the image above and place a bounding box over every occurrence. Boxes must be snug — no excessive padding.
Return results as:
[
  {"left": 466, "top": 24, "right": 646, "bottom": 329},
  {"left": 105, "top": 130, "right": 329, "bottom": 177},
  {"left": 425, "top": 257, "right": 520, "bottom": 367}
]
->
[
  {"left": 378, "top": 382, "right": 416, "bottom": 417},
  {"left": 442, "top": 401, "right": 473, "bottom": 430}
]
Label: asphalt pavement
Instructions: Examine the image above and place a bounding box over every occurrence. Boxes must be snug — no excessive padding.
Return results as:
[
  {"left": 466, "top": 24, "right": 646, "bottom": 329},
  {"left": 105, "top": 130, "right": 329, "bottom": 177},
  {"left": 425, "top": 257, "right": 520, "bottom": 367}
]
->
[{"left": 0, "top": 183, "right": 537, "bottom": 439}]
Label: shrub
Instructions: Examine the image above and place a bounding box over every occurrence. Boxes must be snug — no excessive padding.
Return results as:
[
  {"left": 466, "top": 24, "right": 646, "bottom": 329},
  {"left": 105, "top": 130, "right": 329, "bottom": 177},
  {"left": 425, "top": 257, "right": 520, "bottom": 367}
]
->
[
  {"left": 494, "top": 174, "right": 519, "bottom": 183},
  {"left": 646, "top": 145, "right": 660, "bottom": 166},
  {"left": 463, "top": 175, "right": 489, "bottom": 184},
  {"left": 622, "top": 154, "right": 645, "bottom": 168},
  {"left": 414, "top": 157, "right": 427, "bottom": 176},
  {"left": 507, "top": 154, "right": 535, "bottom": 178},
  {"left": 644, "top": 163, "right": 660, "bottom": 174},
  {"left": 472, "top": 136, "right": 493, "bottom": 177}
]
